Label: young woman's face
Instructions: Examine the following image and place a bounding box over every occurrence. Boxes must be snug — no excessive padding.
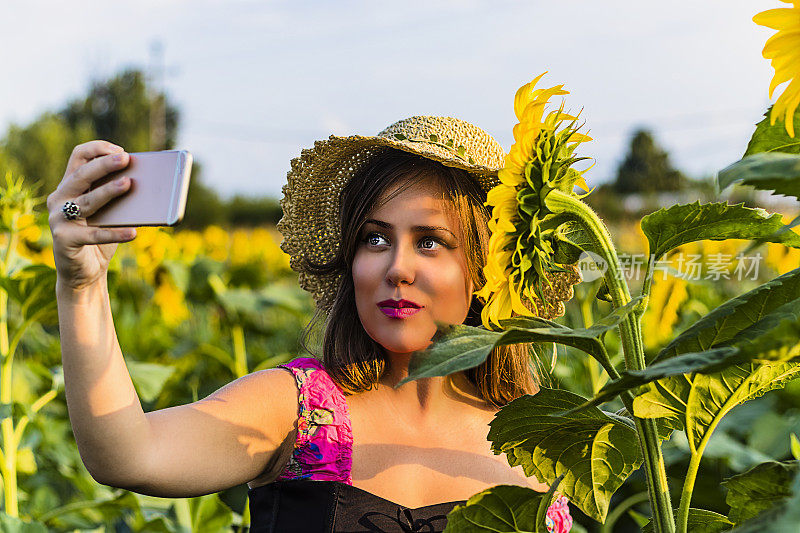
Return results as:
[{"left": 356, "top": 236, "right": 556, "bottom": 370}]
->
[{"left": 351, "top": 178, "right": 473, "bottom": 358}]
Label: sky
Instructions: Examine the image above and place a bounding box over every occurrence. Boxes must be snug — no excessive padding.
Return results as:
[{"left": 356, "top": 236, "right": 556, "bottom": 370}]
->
[{"left": 0, "top": 0, "right": 781, "bottom": 200}]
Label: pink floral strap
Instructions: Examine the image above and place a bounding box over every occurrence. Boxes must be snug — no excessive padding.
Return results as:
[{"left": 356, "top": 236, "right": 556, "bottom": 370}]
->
[
  {"left": 276, "top": 357, "right": 353, "bottom": 483},
  {"left": 546, "top": 495, "right": 572, "bottom": 532}
]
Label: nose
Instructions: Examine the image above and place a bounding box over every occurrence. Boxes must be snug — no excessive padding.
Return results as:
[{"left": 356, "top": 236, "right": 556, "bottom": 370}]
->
[{"left": 385, "top": 241, "right": 416, "bottom": 287}]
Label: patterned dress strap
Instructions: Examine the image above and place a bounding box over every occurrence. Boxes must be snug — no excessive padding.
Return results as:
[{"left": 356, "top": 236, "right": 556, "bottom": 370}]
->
[
  {"left": 275, "top": 357, "right": 353, "bottom": 484},
  {"left": 545, "top": 495, "right": 572, "bottom": 532}
]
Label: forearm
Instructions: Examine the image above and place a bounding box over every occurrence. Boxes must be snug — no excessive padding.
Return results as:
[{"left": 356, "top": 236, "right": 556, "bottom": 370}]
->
[{"left": 56, "top": 276, "right": 151, "bottom": 486}]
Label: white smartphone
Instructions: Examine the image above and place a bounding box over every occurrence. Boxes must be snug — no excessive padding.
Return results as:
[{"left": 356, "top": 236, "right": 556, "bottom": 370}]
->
[{"left": 86, "top": 150, "right": 193, "bottom": 227}]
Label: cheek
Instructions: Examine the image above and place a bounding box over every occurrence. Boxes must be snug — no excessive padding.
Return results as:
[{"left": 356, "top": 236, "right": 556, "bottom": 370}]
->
[
  {"left": 351, "top": 253, "right": 377, "bottom": 303},
  {"left": 433, "top": 262, "right": 472, "bottom": 315}
]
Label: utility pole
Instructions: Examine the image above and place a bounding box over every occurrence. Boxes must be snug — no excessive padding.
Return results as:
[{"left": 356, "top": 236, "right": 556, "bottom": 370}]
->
[{"left": 148, "top": 40, "right": 167, "bottom": 151}]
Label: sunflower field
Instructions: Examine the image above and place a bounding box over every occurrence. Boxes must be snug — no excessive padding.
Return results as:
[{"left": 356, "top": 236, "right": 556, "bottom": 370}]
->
[{"left": 0, "top": 174, "right": 316, "bottom": 531}]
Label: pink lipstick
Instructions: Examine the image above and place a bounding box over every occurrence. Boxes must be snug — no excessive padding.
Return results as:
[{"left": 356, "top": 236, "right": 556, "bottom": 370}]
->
[
  {"left": 380, "top": 307, "right": 421, "bottom": 318},
  {"left": 377, "top": 299, "right": 422, "bottom": 319}
]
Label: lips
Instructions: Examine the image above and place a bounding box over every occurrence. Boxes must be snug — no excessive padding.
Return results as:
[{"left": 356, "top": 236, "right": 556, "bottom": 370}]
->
[
  {"left": 377, "top": 299, "right": 422, "bottom": 319},
  {"left": 377, "top": 299, "right": 421, "bottom": 308}
]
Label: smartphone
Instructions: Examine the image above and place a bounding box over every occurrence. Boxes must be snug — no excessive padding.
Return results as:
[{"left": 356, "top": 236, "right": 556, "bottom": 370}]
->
[{"left": 86, "top": 150, "right": 193, "bottom": 227}]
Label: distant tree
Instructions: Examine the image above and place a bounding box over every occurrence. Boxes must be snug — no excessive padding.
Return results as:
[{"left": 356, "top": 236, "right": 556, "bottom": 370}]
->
[
  {"left": 61, "top": 68, "right": 180, "bottom": 153},
  {"left": 1, "top": 112, "right": 94, "bottom": 196},
  {"left": 179, "top": 161, "right": 228, "bottom": 230},
  {"left": 1, "top": 68, "right": 181, "bottom": 196},
  {"left": 227, "top": 195, "right": 283, "bottom": 227},
  {"left": 613, "top": 129, "right": 686, "bottom": 194}
]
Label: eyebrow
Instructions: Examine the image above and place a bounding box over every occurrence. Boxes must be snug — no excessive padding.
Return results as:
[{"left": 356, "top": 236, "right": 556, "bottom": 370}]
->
[{"left": 363, "top": 218, "right": 458, "bottom": 239}]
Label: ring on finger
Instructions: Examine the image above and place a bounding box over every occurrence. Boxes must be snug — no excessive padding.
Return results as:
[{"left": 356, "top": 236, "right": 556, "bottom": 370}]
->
[{"left": 62, "top": 200, "right": 82, "bottom": 221}]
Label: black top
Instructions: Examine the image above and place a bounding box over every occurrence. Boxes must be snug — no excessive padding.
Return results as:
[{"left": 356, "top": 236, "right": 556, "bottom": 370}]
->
[{"left": 248, "top": 479, "right": 466, "bottom": 533}]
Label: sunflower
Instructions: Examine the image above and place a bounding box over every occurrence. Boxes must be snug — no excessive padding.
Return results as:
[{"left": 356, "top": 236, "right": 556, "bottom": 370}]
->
[
  {"left": 477, "top": 73, "right": 592, "bottom": 329},
  {"left": 754, "top": 1, "right": 800, "bottom": 137}
]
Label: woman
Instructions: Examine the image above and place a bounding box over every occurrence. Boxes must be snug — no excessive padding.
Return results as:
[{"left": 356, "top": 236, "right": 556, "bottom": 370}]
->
[{"left": 48, "top": 116, "right": 578, "bottom": 532}]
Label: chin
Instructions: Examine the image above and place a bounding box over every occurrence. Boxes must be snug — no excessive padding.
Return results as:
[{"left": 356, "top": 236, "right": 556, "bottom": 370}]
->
[{"left": 368, "top": 326, "right": 435, "bottom": 356}]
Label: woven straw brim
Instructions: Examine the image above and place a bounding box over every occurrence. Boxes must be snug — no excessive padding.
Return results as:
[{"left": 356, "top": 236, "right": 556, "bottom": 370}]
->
[{"left": 277, "top": 117, "right": 581, "bottom": 318}]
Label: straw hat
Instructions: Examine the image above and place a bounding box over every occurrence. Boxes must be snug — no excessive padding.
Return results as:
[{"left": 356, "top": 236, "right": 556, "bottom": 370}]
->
[{"left": 277, "top": 115, "right": 580, "bottom": 318}]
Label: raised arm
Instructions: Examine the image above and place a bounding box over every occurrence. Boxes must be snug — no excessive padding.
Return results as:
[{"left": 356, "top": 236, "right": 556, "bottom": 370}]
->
[{"left": 49, "top": 141, "right": 298, "bottom": 497}]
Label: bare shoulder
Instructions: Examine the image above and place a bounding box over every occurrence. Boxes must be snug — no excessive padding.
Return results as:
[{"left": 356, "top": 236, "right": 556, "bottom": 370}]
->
[{"left": 197, "top": 366, "right": 299, "bottom": 427}]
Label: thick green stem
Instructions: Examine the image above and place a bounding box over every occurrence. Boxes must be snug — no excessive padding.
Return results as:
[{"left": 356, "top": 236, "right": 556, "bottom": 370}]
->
[
  {"left": 0, "top": 268, "right": 18, "bottom": 518},
  {"left": 675, "top": 405, "right": 725, "bottom": 533},
  {"left": 676, "top": 452, "right": 702, "bottom": 533},
  {"left": 545, "top": 190, "right": 675, "bottom": 533},
  {"left": 580, "top": 296, "right": 605, "bottom": 394},
  {"left": 232, "top": 325, "right": 248, "bottom": 378}
]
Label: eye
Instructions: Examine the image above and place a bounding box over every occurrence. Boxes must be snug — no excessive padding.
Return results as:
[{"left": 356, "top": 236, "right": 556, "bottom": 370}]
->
[
  {"left": 363, "top": 232, "right": 389, "bottom": 247},
  {"left": 419, "top": 236, "right": 444, "bottom": 250}
]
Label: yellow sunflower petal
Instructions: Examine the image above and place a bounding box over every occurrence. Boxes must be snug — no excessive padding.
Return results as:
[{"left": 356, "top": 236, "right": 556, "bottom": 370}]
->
[
  {"left": 763, "top": 29, "right": 800, "bottom": 58},
  {"left": 754, "top": 8, "right": 799, "bottom": 30},
  {"left": 514, "top": 72, "right": 548, "bottom": 120},
  {"left": 781, "top": 81, "right": 800, "bottom": 137}
]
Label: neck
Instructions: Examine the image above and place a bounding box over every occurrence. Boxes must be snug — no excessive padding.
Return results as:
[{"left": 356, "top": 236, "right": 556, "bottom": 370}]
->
[{"left": 377, "top": 352, "right": 485, "bottom": 417}]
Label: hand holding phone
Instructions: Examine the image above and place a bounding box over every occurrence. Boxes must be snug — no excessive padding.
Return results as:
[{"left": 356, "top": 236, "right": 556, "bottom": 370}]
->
[{"left": 87, "top": 150, "right": 193, "bottom": 227}]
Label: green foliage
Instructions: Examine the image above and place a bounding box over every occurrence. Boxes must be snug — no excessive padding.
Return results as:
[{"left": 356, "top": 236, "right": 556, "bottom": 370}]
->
[
  {"left": 126, "top": 361, "right": 177, "bottom": 403},
  {"left": 488, "top": 389, "right": 641, "bottom": 522},
  {"left": 722, "top": 460, "right": 798, "bottom": 524},
  {"left": 613, "top": 129, "right": 687, "bottom": 194},
  {"left": 227, "top": 194, "right": 283, "bottom": 227},
  {"left": 567, "top": 314, "right": 800, "bottom": 412},
  {"left": 60, "top": 68, "right": 180, "bottom": 153},
  {"left": 724, "top": 461, "right": 800, "bottom": 532},
  {"left": 180, "top": 161, "right": 229, "bottom": 229},
  {"left": 0, "top": 513, "right": 48, "bottom": 532},
  {"left": 717, "top": 152, "right": 800, "bottom": 201},
  {"left": 443, "top": 484, "right": 556, "bottom": 533},
  {"left": 400, "top": 297, "right": 641, "bottom": 386},
  {"left": 658, "top": 267, "right": 800, "bottom": 359},
  {"left": 0, "top": 112, "right": 93, "bottom": 197},
  {"left": 641, "top": 509, "right": 733, "bottom": 533},
  {"left": 633, "top": 361, "right": 800, "bottom": 451},
  {"left": 640, "top": 201, "right": 800, "bottom": 261},
  {"left": 744, "top": 106, "right": 800, "bottom": 157}
]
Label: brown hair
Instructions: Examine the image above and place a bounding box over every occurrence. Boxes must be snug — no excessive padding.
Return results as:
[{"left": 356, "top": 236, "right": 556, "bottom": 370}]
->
[{"left": 300, "top": 148, "right": 540, "bottom": 407}]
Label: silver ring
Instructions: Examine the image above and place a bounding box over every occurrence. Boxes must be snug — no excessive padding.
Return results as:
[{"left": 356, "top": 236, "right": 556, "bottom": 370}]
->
[{"left": 62, "top": 200, "right": 82, "bottom": 221}]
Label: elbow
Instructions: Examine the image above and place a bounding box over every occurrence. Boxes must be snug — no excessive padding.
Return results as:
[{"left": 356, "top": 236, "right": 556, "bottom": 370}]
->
[{"left": 79, "top": 451, "right": 144, "bottom": 491}]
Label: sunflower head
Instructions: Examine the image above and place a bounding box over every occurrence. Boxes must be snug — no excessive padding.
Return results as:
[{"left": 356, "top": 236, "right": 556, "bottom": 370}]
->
[
  {"left": 477, "top": 74, "right": 590, "bottom": 329},
  {"left": 754, "top": 1, "right": 800, "bottom": 137}
]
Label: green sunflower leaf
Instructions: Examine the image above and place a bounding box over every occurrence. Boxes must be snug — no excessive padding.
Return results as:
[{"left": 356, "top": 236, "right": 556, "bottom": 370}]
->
[
  {"left": 717, "top": 152, "right": 800, "bottom": 201},
  {"left": 0, "top": 513, "right": 48, "bottom": 532},
  {"left": 640, "top": 201, "right": 800, "bottom": 261},
  {"left": 724, "top": 461, "right": 800, "bottom": 532},
  {"left": 563, "top": 314, "right": 800, "bottom": 413},
  {"left": 744, "top": 105, "right": 800, "bottom": 156},
  {"left": 488, "top": 388, "right": 641, "bottom": 522},
  {"left": 399, "top": 298, "right": 642, "bottom": 386},
  {"left": 626, "top": 273, "right": 800, "bottom": 451},
  {"left": 641, "top": 509, "right": 733, "bottom": 533},
  {"left": 657, "top": 267, "right": 800, "bottom": 361},
  {"left": 443, "top": 485, "right": 550, "bottom": 533},
  {"left": 722, "top": 460, "right": 799, "bottom": 525},
  {"left": 632, "top": 360, "right": 800, "bottom": 451}
]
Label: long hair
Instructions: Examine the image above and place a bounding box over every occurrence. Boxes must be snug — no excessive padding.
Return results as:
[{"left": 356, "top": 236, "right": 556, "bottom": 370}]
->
[{"left": 299, "top": 148, "right": 539, "bottom": 407}]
